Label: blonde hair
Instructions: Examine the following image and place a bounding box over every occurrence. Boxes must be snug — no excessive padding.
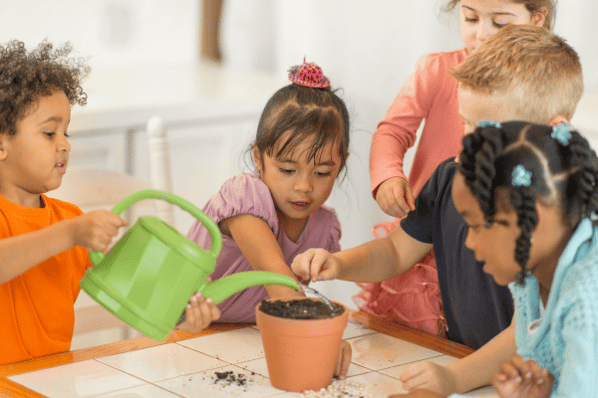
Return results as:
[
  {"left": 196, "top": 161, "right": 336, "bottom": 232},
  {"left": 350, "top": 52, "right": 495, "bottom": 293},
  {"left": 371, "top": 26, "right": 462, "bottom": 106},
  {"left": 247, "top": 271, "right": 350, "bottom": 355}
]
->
[
  {"left": 451, "top": 24, "right": 583, "bottom": 122},
  {"left": 444, "top": 0, "right": 556, "bottom": 31}
]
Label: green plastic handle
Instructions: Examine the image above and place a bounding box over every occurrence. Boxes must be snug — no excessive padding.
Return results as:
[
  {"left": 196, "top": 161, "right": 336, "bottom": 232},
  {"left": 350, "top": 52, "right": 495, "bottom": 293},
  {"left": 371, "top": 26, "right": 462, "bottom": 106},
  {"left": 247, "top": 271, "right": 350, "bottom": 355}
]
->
[{"left": 89, "top": 189, "right": 222, "bottom": 265}]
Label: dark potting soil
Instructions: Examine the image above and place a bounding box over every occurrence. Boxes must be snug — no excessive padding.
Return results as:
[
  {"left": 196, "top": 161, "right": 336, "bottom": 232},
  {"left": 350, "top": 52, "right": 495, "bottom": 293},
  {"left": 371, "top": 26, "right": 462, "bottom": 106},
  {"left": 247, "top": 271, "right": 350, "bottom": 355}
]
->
[
  {"left": 214, "top": 370, "right": 249, "bottom": 386},
  {"left": 259, "top": 298, "right": 345, "bottom": 320}
]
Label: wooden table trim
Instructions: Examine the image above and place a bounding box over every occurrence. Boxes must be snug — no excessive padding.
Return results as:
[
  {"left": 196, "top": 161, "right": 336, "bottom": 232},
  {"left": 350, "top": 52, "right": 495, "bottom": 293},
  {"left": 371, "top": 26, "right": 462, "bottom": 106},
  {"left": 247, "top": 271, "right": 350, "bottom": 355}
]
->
[{"left": 0, "top": 311, "right": 474, "bottom": 397}]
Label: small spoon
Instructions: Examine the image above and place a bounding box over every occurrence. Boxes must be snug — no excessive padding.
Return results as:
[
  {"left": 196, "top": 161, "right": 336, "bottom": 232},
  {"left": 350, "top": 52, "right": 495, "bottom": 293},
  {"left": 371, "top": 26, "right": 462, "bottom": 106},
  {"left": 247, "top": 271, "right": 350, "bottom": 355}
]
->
[{"left": 301, "top": 285, "right": 335, "bottom": 311}]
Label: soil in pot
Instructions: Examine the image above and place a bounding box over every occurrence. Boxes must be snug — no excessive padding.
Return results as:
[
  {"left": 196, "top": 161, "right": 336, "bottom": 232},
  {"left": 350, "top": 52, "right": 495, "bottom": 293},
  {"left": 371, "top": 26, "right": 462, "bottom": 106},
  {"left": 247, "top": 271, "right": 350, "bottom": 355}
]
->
[{"left": 259, "top": 298, "right": 345, "bottom": 320}]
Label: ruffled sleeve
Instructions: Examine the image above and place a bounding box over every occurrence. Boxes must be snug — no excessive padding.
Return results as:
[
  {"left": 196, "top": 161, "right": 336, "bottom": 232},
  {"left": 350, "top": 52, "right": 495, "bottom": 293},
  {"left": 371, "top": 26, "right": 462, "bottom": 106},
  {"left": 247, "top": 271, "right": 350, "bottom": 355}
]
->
[
  {"left": 324, "top": 206, "right": 341, "bottom": 254},
  {"left": 186, "top": 173, "right": 278, "bottom": 249}
]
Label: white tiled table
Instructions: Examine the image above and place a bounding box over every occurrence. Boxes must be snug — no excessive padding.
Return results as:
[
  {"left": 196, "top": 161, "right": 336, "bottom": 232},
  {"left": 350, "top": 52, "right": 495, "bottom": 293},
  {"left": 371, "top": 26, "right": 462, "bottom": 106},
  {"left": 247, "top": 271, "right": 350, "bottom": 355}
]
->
[{"left": 0, "top": 313, "right": 498, "bottom": 398}]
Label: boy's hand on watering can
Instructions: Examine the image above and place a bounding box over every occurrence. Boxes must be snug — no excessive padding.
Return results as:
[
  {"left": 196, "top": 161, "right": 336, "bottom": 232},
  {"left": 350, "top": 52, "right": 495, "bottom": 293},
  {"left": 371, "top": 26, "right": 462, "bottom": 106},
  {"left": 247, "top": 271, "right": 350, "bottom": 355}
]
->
[
  {"left": 334, "top": 340, "right": 352, "bottom": 380},
  {"left": 71, "top": 210, "right": 128, "bottom": 252},
  {"left": 291, "top": 248, "right": 341, "bottom": 282},
  {"left": 176, "top": 292, "right": 221, "bottom": 333}
]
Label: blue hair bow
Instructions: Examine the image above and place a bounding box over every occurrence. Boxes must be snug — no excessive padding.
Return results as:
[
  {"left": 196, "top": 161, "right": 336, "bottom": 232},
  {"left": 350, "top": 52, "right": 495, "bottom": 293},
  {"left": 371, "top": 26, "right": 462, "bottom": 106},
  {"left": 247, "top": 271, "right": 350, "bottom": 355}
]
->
[
  {"left": 551, "top": 123, "right": 573, "bottom": 146},
  {"left": 477, "top": 120, "right": 502, "bottom": 129},
  {"left": 512, "top": 165, "right": 532, "bottom": 187}
]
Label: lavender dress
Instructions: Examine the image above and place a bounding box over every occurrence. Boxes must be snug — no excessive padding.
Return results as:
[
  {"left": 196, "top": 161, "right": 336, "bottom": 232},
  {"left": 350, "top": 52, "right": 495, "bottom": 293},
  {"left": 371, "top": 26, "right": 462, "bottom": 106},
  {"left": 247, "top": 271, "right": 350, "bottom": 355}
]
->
[{"left": 187, "top": 172, "right": 341, "bottom": 322}]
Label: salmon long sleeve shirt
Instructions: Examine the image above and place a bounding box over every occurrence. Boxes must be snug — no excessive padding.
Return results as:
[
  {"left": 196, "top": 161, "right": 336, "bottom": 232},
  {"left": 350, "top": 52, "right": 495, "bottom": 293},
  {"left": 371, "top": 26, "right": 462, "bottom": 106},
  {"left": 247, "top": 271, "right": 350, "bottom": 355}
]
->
[
  {"left": 0, "top": 193, "right": 91, "bottom": 365},
  {"left": 370, "top": 48, "right": 467, "bottom": 198}
]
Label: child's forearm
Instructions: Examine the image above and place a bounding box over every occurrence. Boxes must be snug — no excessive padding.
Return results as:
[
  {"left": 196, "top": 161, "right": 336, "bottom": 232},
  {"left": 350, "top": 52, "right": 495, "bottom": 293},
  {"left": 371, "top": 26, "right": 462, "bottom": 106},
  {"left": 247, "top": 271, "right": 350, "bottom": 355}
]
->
[
  {"left": 335, "top": 226, "right": 432, "bottom": 283},
  {"left": 448, "top": 320, "right": 517, "bottom": 393},
  {"left": 263, "top": 284, "right": 305, "bottom": 299},
  {"left": 0, "top": 219, "right": 76, "bottom": 284},
  {"left": 224, "top": 214, "right": 306, "bottom": 298},
  {"left": 334, "top": 237, "right": 402, "bottom": 282}
]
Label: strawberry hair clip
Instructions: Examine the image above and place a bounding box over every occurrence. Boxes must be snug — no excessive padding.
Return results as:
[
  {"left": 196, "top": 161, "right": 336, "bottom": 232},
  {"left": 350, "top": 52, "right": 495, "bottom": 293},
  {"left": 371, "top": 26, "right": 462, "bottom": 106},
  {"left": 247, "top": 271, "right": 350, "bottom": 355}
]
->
[{"left": 288, "top": 57, "right": 330, "bottom": 88}]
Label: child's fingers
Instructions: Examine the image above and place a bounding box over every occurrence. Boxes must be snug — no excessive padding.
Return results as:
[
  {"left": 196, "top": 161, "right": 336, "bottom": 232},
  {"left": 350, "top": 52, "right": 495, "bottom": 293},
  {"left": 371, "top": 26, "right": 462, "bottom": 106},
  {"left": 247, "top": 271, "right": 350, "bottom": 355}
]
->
[
  {"left": 525, "top": 358, "right": 544, "bottom": 383},
  {"left": 490, "top": 371, "right": 508, "bottom": 383},
  {"left": 311, "top": 251, "right": 336, "bottom": 281},
  {"left": 404, "top": 184, "right": 416, "bottom": 211},
  {"left": 193, "top": 292, "right": 219, "bottom": 320},
  {"left": 334, "top": 340, "right": 352, "bottom": 379},
  {"left": 204, "top": 296, "right": 221, "bottom": 321},
  {"left": 180, "top": 303, "right": 194, "bottom": 327},
  {"left": 399, "top": 363, "right": 426, "bottom": 383},
  {"left": 181, "top": 293, "right": 220, "bottom": 333},
  {"left": 399, "top": 362, "right": 445, "bottom": 392},
  {"left": 107, "top": 212, "right": 128, "bottom": 228},
  {"left": 376, "top": 180, "right": 408, "bottom": 218},
  {"left": 396, "top": 196, "right": 413, "bottom": 216},
  {"left": 384, "top": 189, "right": 409, "bottom": 218},
  {"left": 509, "top": 354, "right": 532, "bottom": 381},
  {"left": 291, "top": 249, "right": 316, "bottom": 281},
  {"left": 498, "top": 361, "right": 522, "bottom": 383},
  {"left": 491, "top": 370, "right": 521, "bottom": 395}
]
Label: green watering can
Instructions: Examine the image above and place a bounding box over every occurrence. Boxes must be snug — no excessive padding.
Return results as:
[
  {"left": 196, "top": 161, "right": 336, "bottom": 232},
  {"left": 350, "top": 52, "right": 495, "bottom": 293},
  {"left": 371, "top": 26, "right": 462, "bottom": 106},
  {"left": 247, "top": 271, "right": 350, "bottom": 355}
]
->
[{"left": 80, "top": 189, "right": 299, "bottom": 341}]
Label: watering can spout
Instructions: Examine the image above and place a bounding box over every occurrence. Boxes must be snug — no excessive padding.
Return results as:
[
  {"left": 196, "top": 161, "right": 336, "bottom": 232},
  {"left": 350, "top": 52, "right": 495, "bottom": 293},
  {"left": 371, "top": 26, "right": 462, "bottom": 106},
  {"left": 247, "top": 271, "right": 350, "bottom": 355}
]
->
[{"left": 201, "top": 271, "right": 299, "bottom": 305}]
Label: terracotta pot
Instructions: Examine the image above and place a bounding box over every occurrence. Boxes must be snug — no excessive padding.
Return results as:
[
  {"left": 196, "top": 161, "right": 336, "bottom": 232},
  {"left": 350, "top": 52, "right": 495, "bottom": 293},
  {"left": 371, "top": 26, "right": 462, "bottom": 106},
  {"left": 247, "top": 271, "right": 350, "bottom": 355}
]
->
[{"left": 255, "top": 297, "right": 349, "bottom": 392}]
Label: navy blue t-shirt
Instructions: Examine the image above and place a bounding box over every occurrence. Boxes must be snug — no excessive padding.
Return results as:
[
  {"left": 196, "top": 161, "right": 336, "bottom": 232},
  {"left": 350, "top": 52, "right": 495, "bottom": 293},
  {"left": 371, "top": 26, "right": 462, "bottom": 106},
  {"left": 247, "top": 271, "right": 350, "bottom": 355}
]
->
[{"left": 401, "top": 158, "right": 514, "bottom": 350}]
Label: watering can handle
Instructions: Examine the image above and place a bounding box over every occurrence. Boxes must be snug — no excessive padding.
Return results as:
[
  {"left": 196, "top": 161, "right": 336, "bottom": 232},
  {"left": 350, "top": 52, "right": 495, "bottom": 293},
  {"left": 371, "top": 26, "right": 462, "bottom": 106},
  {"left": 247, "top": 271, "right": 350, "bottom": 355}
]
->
[{"left": 89, "top": 189, "right": 222, "bottom": 264}]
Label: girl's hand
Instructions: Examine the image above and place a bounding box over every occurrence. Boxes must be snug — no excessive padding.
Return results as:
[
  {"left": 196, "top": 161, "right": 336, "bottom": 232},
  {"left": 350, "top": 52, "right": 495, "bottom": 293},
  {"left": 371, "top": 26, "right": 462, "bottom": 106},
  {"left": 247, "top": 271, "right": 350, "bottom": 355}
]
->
[
  {"left": 388, "top": 390, "right": 443, "bottom": 398},
  {"left": 291, "top": 248, "right": 341, "bottom": 282},
  {"left": 399, "top": 361, "right": 457, "bottom": 396},
  {"left": 375, "top": 177, "right": 415, "bottom": 219},
  {"left": 71, "top": 209, "right": 128, "bottom": 252},
  {"left": 491, "top": 354, "right": 554, "bottom": 398},
  {"left": 176, "top": 292, "right": 221, "bottom": 333},
  {"left": 334, "top": 340, "right": 352, "bottom": 380}
]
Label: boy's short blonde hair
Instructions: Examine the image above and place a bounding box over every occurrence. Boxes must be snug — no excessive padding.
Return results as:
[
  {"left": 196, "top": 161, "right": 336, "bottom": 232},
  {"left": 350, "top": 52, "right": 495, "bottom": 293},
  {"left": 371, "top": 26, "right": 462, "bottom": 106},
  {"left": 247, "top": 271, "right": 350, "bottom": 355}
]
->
[{"left": 451, "top": 25, "right": 583, "bottom": 123}]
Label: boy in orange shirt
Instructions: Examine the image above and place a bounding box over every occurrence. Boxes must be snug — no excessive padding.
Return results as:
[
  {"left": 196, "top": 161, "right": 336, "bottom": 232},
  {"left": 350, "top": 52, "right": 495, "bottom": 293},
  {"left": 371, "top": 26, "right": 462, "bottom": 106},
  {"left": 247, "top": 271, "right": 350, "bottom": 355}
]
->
[{"left": 0, "top": 40, "right": 219, "bottom": 365}]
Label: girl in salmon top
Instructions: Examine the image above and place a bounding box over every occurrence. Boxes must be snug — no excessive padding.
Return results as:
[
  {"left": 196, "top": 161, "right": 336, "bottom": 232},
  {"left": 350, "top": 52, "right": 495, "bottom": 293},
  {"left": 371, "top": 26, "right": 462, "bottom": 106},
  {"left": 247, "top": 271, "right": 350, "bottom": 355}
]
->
[{"left": 358, "top": 0, "right": 555, "bottom": 336}]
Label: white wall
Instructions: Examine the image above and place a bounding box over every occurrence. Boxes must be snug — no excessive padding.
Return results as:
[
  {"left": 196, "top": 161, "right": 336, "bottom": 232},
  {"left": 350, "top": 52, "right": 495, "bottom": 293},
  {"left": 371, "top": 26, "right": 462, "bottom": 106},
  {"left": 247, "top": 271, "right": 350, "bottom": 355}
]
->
[{"left": 0, "top": 0, "right": 199, "bottom": 68}]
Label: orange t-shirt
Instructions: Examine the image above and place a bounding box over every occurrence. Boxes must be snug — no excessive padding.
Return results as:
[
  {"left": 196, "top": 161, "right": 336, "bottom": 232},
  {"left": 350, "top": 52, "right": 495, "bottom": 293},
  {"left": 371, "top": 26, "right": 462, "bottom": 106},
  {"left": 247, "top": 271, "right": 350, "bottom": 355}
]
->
[{"left": 0, "top": 193, "right": 91, "bottom": 365}]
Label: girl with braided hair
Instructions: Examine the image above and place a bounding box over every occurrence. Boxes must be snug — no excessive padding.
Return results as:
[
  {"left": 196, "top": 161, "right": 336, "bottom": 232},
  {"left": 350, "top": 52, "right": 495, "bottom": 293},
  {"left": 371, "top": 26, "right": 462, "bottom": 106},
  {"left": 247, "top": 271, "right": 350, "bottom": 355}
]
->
[
  {"left": 397, "top": 120, "right": 598, "bottom": 398},
  {"left": 452, "top": 120, "right": 598, "bottom": 397}
]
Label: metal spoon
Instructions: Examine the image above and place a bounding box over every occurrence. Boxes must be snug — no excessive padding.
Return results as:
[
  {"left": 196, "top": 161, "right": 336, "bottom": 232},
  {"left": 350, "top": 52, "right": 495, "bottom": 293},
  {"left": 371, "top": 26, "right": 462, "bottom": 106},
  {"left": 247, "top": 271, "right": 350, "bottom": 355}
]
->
[{"left": 301, "top": 285, "right": 335, "bottom": 312}]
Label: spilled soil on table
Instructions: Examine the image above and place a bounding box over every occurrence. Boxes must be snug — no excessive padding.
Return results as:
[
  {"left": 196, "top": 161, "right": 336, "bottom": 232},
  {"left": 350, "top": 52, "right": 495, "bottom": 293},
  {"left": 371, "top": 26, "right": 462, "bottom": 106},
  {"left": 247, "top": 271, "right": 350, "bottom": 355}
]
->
[{"left": 259, "top": 298, "right": 344, "bottom": 320}]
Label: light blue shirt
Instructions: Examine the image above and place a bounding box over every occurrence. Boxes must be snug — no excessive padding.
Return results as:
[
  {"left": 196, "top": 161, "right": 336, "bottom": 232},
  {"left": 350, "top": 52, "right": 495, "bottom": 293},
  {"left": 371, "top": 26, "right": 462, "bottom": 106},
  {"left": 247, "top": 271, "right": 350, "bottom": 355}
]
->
[{"left": 450, "top": 218, "right": 598, "bottom": 397}]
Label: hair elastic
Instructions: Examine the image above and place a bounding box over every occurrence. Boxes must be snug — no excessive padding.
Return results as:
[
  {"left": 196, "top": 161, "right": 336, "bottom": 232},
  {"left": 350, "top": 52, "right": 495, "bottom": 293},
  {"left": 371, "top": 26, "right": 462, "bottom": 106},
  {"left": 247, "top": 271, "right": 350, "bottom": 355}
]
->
[
  {"left": 477, "top": 120, "right": 502, "bottom": 129},
  {"left": 288, "top": 57, "right": 330, "bottom": 88},
  {"left": 516, "top": 269, "right": 532, "bottom": 286},
  {"left": 512, "top": 165, "right": 532, "bottom": 187},
  {"left": 551, "top": 123, "right": 573, "bottom": 146}
]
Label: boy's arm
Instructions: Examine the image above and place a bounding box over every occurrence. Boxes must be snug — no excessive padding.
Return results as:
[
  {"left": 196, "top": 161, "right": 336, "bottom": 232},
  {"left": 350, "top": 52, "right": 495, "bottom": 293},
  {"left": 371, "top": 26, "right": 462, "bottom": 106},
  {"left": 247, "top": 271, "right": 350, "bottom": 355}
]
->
[
  {"left": 220, "top": 214, "right": 304, "bottom": 298},
  {"left": 0, "top": 220, "right": 76, "bottom": 284},
  {"left": 332, "top": 224, "right": 433, "bottom": 283},
  {"left": 0, "top": 210, "right": 127, "bottom": 285}
]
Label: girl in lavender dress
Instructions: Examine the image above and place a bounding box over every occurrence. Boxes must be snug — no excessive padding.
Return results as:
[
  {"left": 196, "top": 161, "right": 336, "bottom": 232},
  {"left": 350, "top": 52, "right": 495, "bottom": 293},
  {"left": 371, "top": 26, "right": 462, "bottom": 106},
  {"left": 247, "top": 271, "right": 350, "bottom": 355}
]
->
[{"left": 187, "top": 59, "right": 350, "bottom": 321}]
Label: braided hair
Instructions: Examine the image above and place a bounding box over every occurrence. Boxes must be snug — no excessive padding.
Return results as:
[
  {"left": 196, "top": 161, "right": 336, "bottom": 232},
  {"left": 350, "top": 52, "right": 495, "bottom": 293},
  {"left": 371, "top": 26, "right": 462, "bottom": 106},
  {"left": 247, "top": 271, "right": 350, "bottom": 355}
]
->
[{"left": 458, "top": 121, "right": 598, "bottom": 285}]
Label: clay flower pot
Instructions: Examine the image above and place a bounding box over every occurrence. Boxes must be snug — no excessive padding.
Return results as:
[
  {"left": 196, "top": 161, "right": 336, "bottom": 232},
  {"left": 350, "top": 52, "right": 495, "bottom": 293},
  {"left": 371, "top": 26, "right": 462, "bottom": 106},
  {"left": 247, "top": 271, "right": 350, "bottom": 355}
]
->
[{"left": 255, "top": 297, "right": 349, "bottom": 392}]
